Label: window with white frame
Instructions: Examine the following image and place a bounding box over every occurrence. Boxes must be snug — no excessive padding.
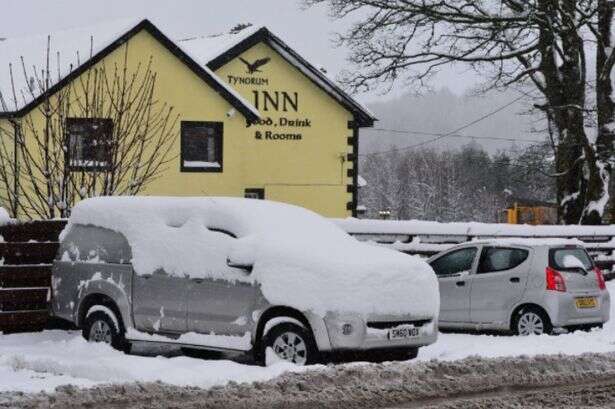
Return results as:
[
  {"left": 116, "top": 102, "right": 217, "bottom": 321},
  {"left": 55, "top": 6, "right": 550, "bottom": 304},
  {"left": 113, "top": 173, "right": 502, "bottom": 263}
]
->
[{"left": 181, "top": 121, "right": 223, "bottom": 172}]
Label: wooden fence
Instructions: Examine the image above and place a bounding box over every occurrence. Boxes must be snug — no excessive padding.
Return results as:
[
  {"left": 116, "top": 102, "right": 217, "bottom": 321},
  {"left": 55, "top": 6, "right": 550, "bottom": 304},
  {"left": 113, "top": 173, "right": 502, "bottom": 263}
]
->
[
  {"left": 3, "top": 217, "right": 615, "bottom": 333},
  {"left": 336, "top": 219, "right": 615, "bottom": 276},
  {"left": 0, "top": 220, "right": 65, "bottom": 333}
]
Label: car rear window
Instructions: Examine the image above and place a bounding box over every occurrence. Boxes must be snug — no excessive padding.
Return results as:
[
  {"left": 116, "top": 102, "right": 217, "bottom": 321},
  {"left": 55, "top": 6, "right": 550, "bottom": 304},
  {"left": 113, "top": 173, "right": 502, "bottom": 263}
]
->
[{"left": 550, "top": 247, "right": 593, "bottom": 271}]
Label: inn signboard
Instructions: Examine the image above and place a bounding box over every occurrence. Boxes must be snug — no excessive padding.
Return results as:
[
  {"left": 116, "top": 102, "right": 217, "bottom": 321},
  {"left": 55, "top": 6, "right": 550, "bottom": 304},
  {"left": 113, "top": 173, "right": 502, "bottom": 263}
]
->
[{"left": 226, "top": 56, "right": 312, "bottom": 142}]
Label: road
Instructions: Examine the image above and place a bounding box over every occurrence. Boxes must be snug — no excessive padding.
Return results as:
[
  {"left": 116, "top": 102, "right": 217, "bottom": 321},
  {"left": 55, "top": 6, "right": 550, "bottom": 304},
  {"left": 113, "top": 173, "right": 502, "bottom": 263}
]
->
[
  {"left": 2, "top": 352, "right": 615, "bottom": 408},
  {"left": 388, "top": 379, "right": 615, "bottom": 408}
]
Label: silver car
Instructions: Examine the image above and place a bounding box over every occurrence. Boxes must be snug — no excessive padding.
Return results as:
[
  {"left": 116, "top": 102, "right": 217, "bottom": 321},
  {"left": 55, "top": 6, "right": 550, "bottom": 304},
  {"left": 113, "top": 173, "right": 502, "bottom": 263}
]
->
[
  {"left": 427, "top": 241, "right": 610, "bottom": 335},
  {"left": 51, "top": 202, "right": 437, "bottom": 365}
]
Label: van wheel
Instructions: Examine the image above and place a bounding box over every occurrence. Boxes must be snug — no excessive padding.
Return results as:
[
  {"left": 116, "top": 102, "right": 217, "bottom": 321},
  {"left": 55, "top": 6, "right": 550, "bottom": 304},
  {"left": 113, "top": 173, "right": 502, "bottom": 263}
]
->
[
  {"left": 82, "top": 310, "right": 130, "bottom": 352},
  {"left": 513, "top": 307, "right": 552, "bottom": 336},
  {"left": 261, "top": 323, "right": 318, "bottom": 366}
]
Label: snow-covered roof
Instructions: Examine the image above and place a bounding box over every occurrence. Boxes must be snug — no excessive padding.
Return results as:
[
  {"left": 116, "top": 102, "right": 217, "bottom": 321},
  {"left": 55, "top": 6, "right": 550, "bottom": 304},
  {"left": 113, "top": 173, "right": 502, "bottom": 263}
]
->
[
  {"left": 257, "top": 33, "right": 376, "bottom": 126},
  {"left": 0, "top": 19, "right": 374, "bottom": 126},
  {"left": 0, "top": 19, "right": 259, "bottom": 121},
  {"left": 176, "top": 25, "right": 263, "bottom": 67},
  {"left": 0, "top": 18, "right": 137, "bottom": 112},
  {"left": 180, "top": 26, "right": 377, "bottom": 126}
]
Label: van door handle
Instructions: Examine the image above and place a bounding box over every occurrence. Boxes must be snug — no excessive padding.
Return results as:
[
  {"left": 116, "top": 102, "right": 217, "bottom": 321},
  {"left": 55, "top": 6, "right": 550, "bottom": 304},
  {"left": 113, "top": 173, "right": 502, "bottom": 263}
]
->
[
  {"left": 141, "top": 274, "right": 152, "bottom": 280},
  {"left": 456, "top": 281, "right": 465, "bottom": 287},
  {"left": 510, "top": 277, "right": 520, "bottom": 283}
]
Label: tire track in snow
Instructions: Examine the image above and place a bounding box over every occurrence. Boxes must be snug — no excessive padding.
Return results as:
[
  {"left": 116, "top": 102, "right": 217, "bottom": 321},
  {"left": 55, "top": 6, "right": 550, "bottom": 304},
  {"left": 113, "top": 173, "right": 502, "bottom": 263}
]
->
[{"left": 390, "top": 379, "right": 615, "bottom": 408}]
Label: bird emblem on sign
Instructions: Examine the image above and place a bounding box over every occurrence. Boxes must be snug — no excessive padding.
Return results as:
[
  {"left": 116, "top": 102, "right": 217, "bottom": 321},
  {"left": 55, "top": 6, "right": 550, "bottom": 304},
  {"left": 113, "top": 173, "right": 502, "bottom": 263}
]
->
[{"left": 239, "top": 57, "right": 271, "bottom": 74}]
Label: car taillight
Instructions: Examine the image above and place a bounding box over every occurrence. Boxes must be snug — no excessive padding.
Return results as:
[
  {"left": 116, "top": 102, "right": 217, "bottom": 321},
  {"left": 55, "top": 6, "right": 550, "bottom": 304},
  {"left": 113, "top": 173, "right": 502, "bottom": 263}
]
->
[
  {"left": 546, "top": 267, "right": 566, "bottom": 292},
  {"left": 594, "top": 267, "right": 607, "bottom": 290}
]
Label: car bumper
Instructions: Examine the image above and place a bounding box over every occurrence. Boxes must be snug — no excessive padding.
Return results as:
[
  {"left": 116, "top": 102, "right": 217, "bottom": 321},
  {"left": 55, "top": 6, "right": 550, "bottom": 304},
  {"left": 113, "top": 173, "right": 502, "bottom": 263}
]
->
[
  {"left": 316, "top": 313, "right": 438, "bottom": 352},
  {"left": 544, "top": 290, "right": 610, "bottom": 328}
]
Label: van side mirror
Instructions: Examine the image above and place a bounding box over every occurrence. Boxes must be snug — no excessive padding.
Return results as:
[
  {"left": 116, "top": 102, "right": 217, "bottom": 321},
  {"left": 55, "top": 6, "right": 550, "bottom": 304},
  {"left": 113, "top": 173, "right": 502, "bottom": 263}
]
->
[{"left": 226, "top": 257, "right": 253, "bottom": 273}]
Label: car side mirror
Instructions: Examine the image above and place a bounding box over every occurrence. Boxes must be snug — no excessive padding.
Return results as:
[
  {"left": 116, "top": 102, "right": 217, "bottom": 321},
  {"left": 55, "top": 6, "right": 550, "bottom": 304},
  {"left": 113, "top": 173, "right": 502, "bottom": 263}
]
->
[{"left": 226, "top": 257, "right": 253, "bottom": 273}]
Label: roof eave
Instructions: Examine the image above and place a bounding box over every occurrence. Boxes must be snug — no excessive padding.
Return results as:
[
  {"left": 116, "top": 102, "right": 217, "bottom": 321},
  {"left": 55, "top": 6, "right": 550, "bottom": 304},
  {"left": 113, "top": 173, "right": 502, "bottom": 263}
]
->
[
  {"left": 355, "top": 114, "right": 376, "bottom": 128},
  {"left": 141, "top": 21, "right": 260, "bottom": 123},
  {"left": 206, "top": 27, "right": 377, "bottom": 127},
  {"left": 1, "top": 19, "right": 260, "bottom": 124}
]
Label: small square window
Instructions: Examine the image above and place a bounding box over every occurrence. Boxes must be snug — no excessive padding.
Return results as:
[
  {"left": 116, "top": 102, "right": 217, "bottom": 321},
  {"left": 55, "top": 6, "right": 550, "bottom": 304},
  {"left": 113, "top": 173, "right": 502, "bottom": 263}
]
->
[
  {"left": 244, "top": 188, "right": 265, "bottom": 199},
  {"left": 66, "top": 118, "right": 113, "bottom": 171},
  {"left": 181, "top": 121, "right": 223, "bottom": 172}
]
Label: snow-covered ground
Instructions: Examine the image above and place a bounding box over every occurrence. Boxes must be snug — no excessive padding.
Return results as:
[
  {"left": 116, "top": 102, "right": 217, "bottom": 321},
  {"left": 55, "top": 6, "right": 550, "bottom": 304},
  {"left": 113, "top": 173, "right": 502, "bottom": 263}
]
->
[
  {"left": 0, "top": 333, "right": 311, "bottom": 393},
  {"left": 2, "top": 281, "right": 615, "bottom": 394}
]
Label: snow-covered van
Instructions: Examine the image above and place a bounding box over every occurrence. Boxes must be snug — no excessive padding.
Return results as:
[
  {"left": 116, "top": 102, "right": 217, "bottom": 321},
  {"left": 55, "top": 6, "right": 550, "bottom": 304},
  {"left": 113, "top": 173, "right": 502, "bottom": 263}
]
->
[{"left": 51, "top": 197, "right": 439, "bottom": 365}]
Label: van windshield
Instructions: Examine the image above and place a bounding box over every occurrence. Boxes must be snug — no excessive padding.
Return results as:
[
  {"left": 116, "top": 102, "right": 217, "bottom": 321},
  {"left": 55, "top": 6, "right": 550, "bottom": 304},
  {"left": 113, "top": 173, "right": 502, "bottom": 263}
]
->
[{"left": 549, "top": 247, "right": 593, "bottom": 271}]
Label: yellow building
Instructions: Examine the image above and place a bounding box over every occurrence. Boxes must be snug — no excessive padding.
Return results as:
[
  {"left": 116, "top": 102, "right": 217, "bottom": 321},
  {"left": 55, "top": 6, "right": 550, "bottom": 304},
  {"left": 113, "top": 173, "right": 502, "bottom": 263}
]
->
[{"left": 0, "top": 19, "right": 375, "bottom": 219}]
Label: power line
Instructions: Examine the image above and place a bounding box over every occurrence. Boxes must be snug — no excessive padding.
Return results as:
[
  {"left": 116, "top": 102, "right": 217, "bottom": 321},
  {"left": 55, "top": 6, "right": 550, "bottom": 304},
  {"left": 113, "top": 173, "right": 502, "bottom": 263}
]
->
[
  {"left": 368, "top": 128, "right": 542, "bottom": 144},
  {"left": 360, "top": 94, "right": 529, "bottom": 156}
]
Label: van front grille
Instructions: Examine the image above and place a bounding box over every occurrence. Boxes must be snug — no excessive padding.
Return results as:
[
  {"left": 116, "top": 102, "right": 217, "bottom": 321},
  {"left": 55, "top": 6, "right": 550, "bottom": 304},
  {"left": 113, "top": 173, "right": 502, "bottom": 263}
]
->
[{"left": 367, "top": 319, "right": 431, "bottom": 330}]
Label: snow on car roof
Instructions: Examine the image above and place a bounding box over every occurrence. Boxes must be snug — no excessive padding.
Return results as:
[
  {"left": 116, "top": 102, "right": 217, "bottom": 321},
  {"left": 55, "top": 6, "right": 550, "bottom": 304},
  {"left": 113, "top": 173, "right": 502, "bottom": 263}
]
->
[
  {"left": 65, "top": 196, "right": 439, "bottom": 318},
  {"left": 67, "top": 195, "right": 349, "bottom": 241},
  {"left": 469, "top": 238, "right": 584, "bottom": 247}
]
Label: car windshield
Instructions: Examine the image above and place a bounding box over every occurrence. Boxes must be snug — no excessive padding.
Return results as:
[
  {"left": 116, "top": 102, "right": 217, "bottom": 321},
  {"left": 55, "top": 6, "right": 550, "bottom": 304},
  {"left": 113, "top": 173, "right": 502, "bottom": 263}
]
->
[
  {"left": 550, "top": 247, "right": 593, "bottom": 271},
  {"left": 430, "top": 247, "right": 477, "bottom": 276}
]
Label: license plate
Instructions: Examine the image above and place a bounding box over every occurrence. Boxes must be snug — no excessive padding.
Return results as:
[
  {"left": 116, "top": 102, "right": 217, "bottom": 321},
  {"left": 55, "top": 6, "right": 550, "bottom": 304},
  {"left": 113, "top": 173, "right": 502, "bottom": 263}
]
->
[
  {"left": 388, "top": 326, "right": 420, "bottom": 340},
  {"left": 575, "top": 297, "right": 597, "bottom": 309}
]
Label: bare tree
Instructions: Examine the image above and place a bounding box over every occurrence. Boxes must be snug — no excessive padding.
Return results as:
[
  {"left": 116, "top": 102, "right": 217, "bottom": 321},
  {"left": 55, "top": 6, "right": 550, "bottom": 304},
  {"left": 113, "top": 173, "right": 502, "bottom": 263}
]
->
[
  {"left": 0, "top": 119, "right": 19, "bottom": 217},
  {"left": 308, "top": 0, "right": 615, "bottom": 224},
  {"left": 359, "top": 143, "right": 554, "bottom": 222},
  {"left": 0, "top": 39, "right": 178, "bottom": 219}
]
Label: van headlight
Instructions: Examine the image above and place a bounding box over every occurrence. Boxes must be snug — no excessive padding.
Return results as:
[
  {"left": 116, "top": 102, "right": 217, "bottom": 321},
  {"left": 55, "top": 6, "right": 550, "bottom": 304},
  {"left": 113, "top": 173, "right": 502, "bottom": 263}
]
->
[{"left": 324, "top": 314, "right": 366, "bottom": 348}]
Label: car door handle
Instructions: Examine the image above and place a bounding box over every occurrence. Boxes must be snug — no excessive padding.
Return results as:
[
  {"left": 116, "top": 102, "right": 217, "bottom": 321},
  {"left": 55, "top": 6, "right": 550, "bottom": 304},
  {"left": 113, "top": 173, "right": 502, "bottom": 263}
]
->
[
  {"left": 191, "top": 278, "right": 204, "bottom": 284},
  {"left": 141, "top": 274, "right": 152, "bottom": 280},
  {"left": 456, "top": 281, "right": 465, "bottom": 287},
  {"left": 510, "top": 277, "right": 520, "bottom": 283}
]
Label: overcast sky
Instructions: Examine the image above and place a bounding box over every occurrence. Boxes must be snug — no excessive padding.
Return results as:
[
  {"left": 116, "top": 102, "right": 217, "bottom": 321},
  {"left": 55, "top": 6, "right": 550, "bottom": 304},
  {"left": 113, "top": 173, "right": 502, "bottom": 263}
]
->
[{"left": 0, "top": 0, "right": 478, "bottom": 103}]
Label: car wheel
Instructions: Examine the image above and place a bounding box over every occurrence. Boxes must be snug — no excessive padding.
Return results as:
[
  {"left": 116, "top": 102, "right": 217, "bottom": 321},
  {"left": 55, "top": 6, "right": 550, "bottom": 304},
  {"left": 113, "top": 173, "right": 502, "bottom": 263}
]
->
[
  {"left": 262, "top": 323, "right": 318, "bottom": 366},
  {"left": 513, "top": 307, "right": 552, "bottom": 336},
  {"left": 82, "top": 310, "right": 129, "bottom": 352}
]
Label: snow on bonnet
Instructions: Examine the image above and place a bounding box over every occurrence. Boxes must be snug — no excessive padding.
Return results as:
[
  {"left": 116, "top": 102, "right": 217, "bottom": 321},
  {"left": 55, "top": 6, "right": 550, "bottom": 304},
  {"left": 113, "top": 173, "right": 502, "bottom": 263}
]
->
[{"left": 64, "top": 197, "right": 439, "bottom": 318}]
